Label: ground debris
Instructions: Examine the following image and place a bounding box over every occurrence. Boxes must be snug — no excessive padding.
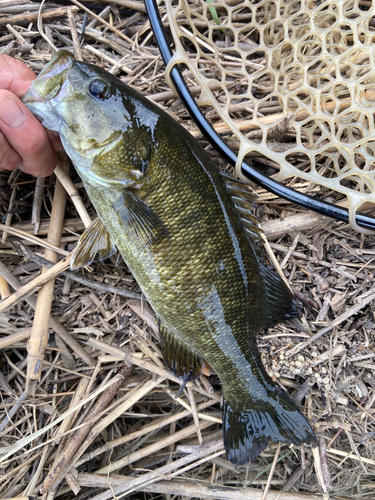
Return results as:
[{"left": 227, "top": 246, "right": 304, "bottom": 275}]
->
[{"left": 0, "top": 2, "right": 375, "bottom": 500}]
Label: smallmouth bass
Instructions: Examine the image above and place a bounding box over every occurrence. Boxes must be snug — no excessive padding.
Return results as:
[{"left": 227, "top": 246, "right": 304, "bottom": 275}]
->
[{"left": 23, "top": 50, "right": 316, "bottom": 464}]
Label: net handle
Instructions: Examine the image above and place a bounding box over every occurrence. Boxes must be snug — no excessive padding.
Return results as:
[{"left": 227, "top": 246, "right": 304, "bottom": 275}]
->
[{"left": 144, "top": 0, "right": 375, "bottom": 232}]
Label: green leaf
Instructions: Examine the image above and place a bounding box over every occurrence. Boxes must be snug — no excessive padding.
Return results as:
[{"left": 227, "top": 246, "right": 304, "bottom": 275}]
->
[{"left": 206, "top": 0, "right": 226, "bottom": 33}]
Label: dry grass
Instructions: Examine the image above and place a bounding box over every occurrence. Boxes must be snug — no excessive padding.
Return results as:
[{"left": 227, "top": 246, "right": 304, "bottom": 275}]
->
[{"left": 0, "top": 2, "right": 375, "bottom": 499}]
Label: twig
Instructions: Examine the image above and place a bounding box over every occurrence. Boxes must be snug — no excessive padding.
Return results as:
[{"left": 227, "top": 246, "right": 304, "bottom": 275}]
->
[
  {"left": 31, "top": 177, "right": 45, "bottom": 235},
  {"left": 311, "top": 445, "right": 330, "bottom": 500},
  {"left": 327, "top": 447, "right": 375, "bottom": 466},
  {"left": 260, "top": 212, "right": 331, "bottom": 238},
  {"left": 261, "top": 442, "right": 281, "bottom": 500},
  {"left": 0, "top": 391, "right": 27, "bottom": 433},
  {"left": 69, "top": 0, "right": 133, "bottom": 45},
  {"left": 54, "top": 163, "right": 91, "bottom": 228},
  {"left": 319, "top": 437, "right": 332, "bottom": 492},
  {"left": 75, "top": 398, "right": 218, "bottom": 468},
  {"left": 0, "top": 375, "right": 124, "bottom": 463},
  {"left": 187, "top": 386, "right": 203, "bottom": 444},
  {"left": 54, "top": 377, "right": 90, "bottom": 443},
  {"left": 18, "top": 245, "right": 142, "bottom": 301},
  {"left": 282, "top": 461, "right": 311, "bottom": 492},
  {"left": 47, "top": 377, "right": 171, "bottom": 495},
  {"left": 86, "top": 439, "right": 225, "bottom": 500},
  {"left": 77, "top": 474, "right": 323, "bottom": 500},
  {"left": 0, "top": 275, "right": 10, "bottom": 299},
  {"left": 26, "top": 163, "right": 67, "bottom": 394},
  {"left": 0, "top": 5, "right": 79, "bottom": 29},
  {"left": 0, "top": 327, "right": 32, "bottom": 350},
  {"left": 280, "top": 233, "right": 299, "bottom": 269},
  {"left": 0, "top": 261, "right": 95, "bottom": 366},
  {"left": 286, "top": 289, "right": 375, "bottom": 357},
  {"left": 0, "top": 223, "right": 69, "bottom": 256},
  {"left": 2, "top": 183, "right": 16, "bottom": 244},
  {"left": 40, "top": 365, "right": 133, "bottom": 494},
  {"left": 67, "top": 7, "right": 83, "bottom": 61},
  {"left": 0, "top": 253, "right": 72, "bottom": 313},
  {"left": 259, "top": 232, "right": 292, "bottom": 291},
  {"left": 95, "top": 0, "right": 146, "bottom": 13},
  {"left": 37, "top": 0, "right": 58, "bottom": 52}
]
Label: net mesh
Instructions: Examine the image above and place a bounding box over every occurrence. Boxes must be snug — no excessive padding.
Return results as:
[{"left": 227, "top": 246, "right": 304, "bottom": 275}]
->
[{"left": 164, "top": 0, "right": 375, "bottom": 232}]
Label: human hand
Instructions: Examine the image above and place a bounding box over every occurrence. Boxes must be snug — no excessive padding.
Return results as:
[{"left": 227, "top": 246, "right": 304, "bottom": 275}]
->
[{"left": 0, "top": 54, "right": 62, "bottom": 177}]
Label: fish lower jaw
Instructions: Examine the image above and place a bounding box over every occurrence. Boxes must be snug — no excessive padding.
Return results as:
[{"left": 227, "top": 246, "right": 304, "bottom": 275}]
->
[{"left": 79, "top": 168, "right": 135, "bottom": 190}]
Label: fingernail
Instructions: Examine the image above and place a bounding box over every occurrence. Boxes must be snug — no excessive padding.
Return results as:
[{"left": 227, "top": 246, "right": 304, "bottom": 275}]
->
[{"left": 0, "top": 98, "right": 26, "bottom": 128}]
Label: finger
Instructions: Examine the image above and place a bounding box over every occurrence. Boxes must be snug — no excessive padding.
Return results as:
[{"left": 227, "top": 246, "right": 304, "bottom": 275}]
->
[
  {"left": 0, "top": 91, "right": 58, "bottom": 177},
  {"left": 0, "top": 130, "right": 21, "bottom": 172},
  {"left": 0, "top": 54, "right": 36, "bottom": 96},
  {"left": 47, "top": 130, "right": 64, "bottom": 152}
]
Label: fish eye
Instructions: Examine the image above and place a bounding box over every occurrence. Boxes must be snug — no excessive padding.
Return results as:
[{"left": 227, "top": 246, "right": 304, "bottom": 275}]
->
[{"left": 88, "top": 80, "right": 110, "bottom": 100}]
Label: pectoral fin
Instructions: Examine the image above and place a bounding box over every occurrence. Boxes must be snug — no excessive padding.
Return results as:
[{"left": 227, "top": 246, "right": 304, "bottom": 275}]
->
[
  {"left": 113, "top": 191, "right": 169, "bottom": 246},
  {"left": 159, "top": 321, "right": 204, "bottom": 383},
  {"left": 71, "top": 217, "right": 117, "bottom": 270}
]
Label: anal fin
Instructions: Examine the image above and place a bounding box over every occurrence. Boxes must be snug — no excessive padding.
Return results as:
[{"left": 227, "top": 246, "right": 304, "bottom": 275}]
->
[
  {"left": 159, "top": 321, "right": 204, "bottom": 383},
  {"left": 71, "top": 217, "right": 117, "bottom": 270}
]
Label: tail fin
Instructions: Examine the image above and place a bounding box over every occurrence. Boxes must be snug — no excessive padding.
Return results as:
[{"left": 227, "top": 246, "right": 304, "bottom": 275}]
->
[{"left": 223, "top": 387, "right": 316, "bottom": 465}]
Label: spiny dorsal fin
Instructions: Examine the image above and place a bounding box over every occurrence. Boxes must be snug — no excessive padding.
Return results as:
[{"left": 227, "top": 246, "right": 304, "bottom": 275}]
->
[
  {"left": 71, "top": 217, "right": 117, "bottom": 270},
  {"left": 220, "top": 171, "right": 263, "bottom": 248},
  {"left": 159, "top": 321, "right": 204, "bottom": 383},
  {"left": 113, "top": 191, "right": 169, "bottom": 247}
]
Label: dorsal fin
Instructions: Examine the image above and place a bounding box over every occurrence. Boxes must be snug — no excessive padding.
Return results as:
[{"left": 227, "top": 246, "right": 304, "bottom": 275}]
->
[
  {"left": 159, "top": 320, "right": 204, "bottom": 383},
  {"left": 220, "top": 171, "right": 300, "bottom": 328},
  {"left": 220, "top": 171, "right": 263, "bottom": 249},
  {"left": 71, "top": 217, "right": 117, "bottom": 270}
]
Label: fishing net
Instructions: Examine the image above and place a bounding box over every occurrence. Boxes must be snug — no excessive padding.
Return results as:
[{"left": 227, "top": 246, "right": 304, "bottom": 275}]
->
[{"left": 163, "top": 0, "right": 375, "bottom": 233}]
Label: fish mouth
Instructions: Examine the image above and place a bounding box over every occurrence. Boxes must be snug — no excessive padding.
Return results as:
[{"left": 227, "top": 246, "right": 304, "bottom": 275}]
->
[
  {"left": 22, "top": 50, "right": 76, "bottom": 117},
  {"left": 24, "top": 50, "right": 76, "bottom": 101}
]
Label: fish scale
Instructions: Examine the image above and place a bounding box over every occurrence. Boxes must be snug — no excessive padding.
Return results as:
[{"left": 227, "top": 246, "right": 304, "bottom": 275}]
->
[{"left": 23, "top": 49, "right": 317, "bottom": 464}]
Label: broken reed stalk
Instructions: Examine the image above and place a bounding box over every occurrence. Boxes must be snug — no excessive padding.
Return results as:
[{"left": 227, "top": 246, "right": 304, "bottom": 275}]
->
[
  {"left": 0, "top": 5, "right": 79, "bottom": 30},
  {"left": 40, "top": 365, "right": 133, "bottom": 494},
  {"left": 67, "top": 6, "right": 83, "bottom": 61},
  {"left": 69, "top": 376, "right": 167, "bottom": 473},
  {"left": 287, "top": 288, "right": 375, "bottom": 357},
  {"left": 0, "top": 275, "right": 10, "bottom": 299},
  {"left": 0, "top": 374, "right": 124, "bottom": 463},
  {"left": 0, "top": 253, "right": 72, "bottom": 313},
  {"left": 0, "top": 326, "right": 32, "bottom": 350},
  {"left": 86, "top": 440, "right": 226, "bottom": 500},
  {"left": 54, "top": 162, "right": 91, "bottom": 228},
  {"left": 0, "top": 223, "right": 68, "bottom": 255},
  {"left": 17, "top": 245, "right": 142, "bottom": 301},
  {"left": 74, "top": 398, "right": 218, "bottom": 468},
  {"left": 261, "top": 442, "right": 281, "bottom": 500},
  {"left": 26, "top": 162, "right": 68, "bottom": 393},
  {"left": 53, "top": 377, "right": 90, "bottom": 444},
  {"left": 76, "top": 473, "right": 325, "bottom": 500},
  {"left": 69, "top": 0, "right": 133, "bottom": 44},
  {"left": 1, "top": 183, "right": 16, "bottom": 244},
  {"left": 0, "top": 261, "right": 95, "bottom": 366},
  {"left": 31, "top": 176, "right": 45, "bottom": 234}
]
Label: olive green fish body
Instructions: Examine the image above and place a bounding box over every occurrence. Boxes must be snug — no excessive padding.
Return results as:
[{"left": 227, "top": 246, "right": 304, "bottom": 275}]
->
[{"left": 23, "top": 51, "right": 316, "bottom": 464}]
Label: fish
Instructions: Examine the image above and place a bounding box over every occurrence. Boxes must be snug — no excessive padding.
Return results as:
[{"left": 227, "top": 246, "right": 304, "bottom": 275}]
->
[{"left": 23, "top": 50, "right": 316, "bottom": 464}]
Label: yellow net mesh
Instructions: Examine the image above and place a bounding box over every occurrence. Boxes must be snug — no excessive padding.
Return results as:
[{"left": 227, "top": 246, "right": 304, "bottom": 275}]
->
[{"left": 164, "top": 0, "right": 375, "bottom": 233}]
